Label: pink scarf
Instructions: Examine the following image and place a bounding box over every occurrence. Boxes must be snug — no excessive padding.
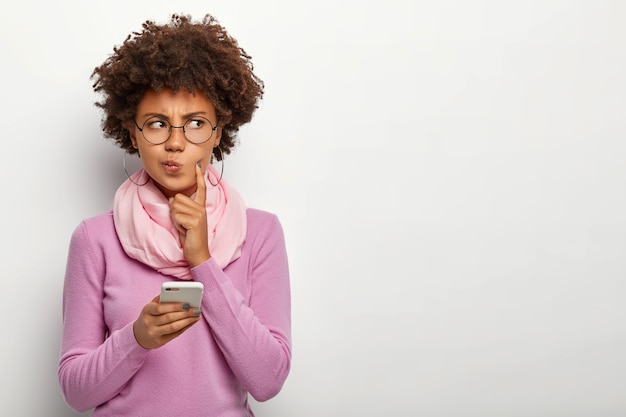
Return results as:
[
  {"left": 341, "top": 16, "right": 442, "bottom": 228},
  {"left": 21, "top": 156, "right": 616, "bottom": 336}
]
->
[{"left": 113, "top": 165, "right": 247, "bottom": 279}]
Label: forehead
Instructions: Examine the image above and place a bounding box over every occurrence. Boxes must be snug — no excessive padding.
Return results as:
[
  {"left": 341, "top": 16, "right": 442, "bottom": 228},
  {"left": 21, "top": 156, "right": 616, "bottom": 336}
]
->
[{"left": 136, "top": 87, "right": 216, "bottom": 118}]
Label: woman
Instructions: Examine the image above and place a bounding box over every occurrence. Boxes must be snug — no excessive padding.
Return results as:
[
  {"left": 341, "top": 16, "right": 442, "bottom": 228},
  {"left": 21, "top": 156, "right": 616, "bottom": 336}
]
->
[{"left": 58, "top": 14, "right": 291, "bottom": 416}]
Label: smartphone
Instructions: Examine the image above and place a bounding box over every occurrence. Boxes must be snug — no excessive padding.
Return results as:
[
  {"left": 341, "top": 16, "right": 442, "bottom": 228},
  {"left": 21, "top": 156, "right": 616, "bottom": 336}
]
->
[{"left": 160, "top": 281, "right": 204, "bottom": 307}]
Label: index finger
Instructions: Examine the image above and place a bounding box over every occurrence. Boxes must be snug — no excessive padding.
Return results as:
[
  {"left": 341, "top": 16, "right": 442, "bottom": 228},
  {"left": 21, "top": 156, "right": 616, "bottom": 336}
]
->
[{"left": 195, "top": 161, "right": 206, "bottom": 204}]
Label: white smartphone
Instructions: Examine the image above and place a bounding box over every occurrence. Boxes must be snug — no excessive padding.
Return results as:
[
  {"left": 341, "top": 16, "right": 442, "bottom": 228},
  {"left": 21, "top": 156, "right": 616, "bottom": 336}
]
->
[{"left": 160, "top": 282, "right": 204, "bottom": 307}]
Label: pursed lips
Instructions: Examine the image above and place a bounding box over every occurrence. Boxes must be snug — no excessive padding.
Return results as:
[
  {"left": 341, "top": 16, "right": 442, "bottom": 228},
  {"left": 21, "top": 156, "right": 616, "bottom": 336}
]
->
[{"left": 163, "top": 160, "right": 183, "bottom": 173}]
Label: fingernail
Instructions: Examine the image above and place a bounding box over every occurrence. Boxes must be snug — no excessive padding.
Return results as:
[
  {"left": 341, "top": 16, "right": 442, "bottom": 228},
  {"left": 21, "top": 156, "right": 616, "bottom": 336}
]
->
[
  {"left": 197, "top": 161, "right": 201, "bottom": 168},
  {"left": 193, "top": 308, "right": 201, "bottom": 316},
  {"left": 182, "top": 303, "right": 190, "bottom": 311}
]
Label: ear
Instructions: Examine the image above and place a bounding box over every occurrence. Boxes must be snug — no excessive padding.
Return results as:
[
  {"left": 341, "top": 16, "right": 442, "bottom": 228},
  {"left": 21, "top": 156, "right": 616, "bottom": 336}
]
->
[
  {"left": 214, "top": 126, "right": 222, "bottom": 147},
  {"left": 128, "top": 127, "right": 138, "bottom": 149}
]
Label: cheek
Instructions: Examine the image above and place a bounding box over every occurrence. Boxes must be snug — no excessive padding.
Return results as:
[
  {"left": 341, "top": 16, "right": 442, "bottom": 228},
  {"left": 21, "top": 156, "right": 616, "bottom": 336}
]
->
[
  {"left": 135, "top": 147, "right": 158, "bottom": 166},
  {"left": 197, "top": 146, "right": 215, "bottom": 165}
]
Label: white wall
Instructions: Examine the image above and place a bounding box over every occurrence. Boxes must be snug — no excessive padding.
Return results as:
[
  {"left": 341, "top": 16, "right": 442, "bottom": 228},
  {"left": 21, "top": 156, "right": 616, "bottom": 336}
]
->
[{"left": 2, "top": 0, "right": 625, "bottom": 415}]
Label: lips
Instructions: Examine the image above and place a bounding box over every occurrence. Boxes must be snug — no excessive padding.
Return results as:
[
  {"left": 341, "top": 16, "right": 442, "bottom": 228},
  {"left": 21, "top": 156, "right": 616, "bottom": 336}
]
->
[{"left": 162, "top": 160, "right": 183, "bottom": 174}]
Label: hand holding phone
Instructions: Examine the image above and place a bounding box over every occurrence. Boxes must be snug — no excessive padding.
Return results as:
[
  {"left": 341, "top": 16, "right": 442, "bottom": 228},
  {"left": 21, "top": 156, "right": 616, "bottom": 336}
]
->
[{"left": 134, "top": 283, "right": 204, "bottom": 349}]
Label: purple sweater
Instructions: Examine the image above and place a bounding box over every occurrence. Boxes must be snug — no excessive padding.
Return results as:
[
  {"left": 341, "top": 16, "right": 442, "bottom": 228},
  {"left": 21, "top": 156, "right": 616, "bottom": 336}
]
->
[{"left": 58, "top": 208, "right": 291, "bottom": 416}]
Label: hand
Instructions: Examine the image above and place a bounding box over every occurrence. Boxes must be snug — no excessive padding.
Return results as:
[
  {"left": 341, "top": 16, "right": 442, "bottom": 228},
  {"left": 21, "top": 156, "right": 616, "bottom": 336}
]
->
[
  {"left": 133, "top": 296, "right": 202, "bottom": 349},
  {"left": 169, "top": 162, "right": 211, "bottom": 267}
]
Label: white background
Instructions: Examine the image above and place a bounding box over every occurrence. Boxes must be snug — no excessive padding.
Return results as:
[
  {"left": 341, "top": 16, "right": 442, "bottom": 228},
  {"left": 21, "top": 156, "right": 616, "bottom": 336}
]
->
[{"left": 1, "top": 0, "right": 625, "bottom": 416}]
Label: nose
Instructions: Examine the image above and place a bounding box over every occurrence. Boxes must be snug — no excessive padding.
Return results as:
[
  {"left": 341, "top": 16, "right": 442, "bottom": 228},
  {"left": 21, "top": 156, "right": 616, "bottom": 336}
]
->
[{"left": 165, "top": 126, "right": 186, "bottom": 151}]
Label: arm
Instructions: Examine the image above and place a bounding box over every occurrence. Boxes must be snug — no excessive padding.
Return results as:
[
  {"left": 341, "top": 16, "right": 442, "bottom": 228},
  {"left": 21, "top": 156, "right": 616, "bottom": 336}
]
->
[
  {"left": 58, "top": 221, "right": 149, "bottom": 412},
  {"left": 192, "top": 214, "right": 292, "bottom": 401}
]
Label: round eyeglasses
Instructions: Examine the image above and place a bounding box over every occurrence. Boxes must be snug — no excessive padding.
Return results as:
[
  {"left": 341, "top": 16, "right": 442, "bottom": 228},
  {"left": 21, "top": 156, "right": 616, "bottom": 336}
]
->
[{"left": 134, "top": 116, "right": 218, "bottom": 145}]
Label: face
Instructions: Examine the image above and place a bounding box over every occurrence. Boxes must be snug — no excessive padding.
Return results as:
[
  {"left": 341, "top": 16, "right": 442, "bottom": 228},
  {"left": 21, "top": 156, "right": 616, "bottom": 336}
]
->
[{"left": 130, "top": 88, "right": 221, "bottom": 199}]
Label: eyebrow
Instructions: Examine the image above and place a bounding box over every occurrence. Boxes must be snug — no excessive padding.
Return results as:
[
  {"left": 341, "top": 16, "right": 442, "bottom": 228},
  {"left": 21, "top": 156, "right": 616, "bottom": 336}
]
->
[{"left": 140, "top": 111, "right": 210, "bottom": 120}]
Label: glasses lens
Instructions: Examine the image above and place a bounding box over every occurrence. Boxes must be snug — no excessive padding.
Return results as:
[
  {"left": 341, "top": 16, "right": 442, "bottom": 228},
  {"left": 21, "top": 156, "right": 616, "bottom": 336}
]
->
[
  {"left": 184, "top": 117, "right": 215, "bottom": 144},
  {"left": 141, "top": 118, "right": 170, "bottom": 144}
]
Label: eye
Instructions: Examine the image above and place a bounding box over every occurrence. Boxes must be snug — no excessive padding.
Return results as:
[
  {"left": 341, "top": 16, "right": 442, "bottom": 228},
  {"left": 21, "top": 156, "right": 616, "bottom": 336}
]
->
[
  {"left": 186, "top": 119, "right": 205, "bottom": 129},
  {"left": 146, "top": 119, "right": 168, "bottom": 130}
]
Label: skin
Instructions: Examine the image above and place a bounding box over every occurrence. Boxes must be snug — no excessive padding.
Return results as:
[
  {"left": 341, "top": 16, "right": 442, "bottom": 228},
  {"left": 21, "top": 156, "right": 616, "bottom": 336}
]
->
[{"left": 130, "top": 87, "right": 221, "bottom": 349}]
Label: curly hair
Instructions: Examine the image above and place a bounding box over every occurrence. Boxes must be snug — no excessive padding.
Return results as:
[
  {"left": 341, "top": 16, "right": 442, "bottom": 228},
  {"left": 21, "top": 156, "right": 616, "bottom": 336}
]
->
[{"left": 91, "top": 13, "right": 264, "bottom": 159}]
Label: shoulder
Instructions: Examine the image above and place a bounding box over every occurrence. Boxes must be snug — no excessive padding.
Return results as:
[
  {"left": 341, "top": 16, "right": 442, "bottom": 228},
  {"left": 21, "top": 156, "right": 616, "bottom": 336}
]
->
[
  {"left": 75, "top": 210, "right": 115, "bottom": 234},
  {"left": 244, "top": 208, "right": 286, "bottom": 247},
  {"left": 70, "top": 210, "right": 116, "bottom": 246},
  {"left": 246, "top": 207, "right": 280, "bottom": 227},
  {"left": 66, "top": 211, "right": 119, "bottom": 273},
  {"left": 240, "top": 208, "right": 289, "bottom": 275}
]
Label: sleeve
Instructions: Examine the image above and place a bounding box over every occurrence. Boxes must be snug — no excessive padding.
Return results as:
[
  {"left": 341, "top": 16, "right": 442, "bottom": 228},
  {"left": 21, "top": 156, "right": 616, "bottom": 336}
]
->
[
  {"left": 191, "top": 214, "right": 292, "bottom": 401},
  {"left": 57, "top": 221, "right": 149, "bottom": 412}
]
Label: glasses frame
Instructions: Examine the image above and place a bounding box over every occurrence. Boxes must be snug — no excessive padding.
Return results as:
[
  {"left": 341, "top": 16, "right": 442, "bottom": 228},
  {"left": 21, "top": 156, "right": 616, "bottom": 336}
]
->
[{"left": 133, "top": 116, "right": 218, "bottom": 145}]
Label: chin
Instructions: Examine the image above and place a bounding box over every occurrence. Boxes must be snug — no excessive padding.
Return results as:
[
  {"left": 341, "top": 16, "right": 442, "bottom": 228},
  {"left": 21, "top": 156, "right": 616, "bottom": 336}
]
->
[{"left": 154, "top": 180, "right": 195, "bottom": 198}]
